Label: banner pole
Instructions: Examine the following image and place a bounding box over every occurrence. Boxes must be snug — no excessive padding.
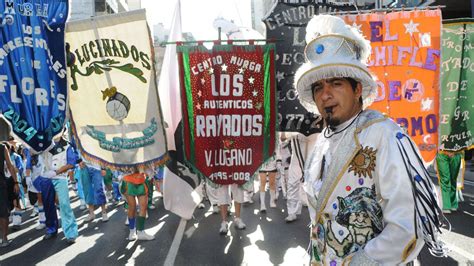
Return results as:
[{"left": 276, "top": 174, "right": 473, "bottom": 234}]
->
[
  {"left": 160, "top": 38, "right": 281, "bottom": 46},
  {"left": 323, "top": 5, "right": 445, "bottom": 16}
]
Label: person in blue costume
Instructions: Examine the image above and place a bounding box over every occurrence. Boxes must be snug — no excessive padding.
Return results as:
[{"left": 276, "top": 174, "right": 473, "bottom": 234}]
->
[
  {"left": 34, "top": 134, "right": 79, "bottom": 244},
  {"left": 25, "top": 149, "right": 47, "bottom": 230},
  {"left": 78, "top": 159, "right": 109, "bottom": 223}
]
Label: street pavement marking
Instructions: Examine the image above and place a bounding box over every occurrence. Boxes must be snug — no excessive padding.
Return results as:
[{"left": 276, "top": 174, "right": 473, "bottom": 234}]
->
[
  {"left": 184, "top": 223, "right": 198, "bottom": 238},
  {"left": 164, "top": 218, "right": 187, "bottom": 266}
]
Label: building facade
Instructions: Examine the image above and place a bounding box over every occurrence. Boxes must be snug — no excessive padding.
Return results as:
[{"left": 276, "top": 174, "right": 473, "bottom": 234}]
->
[{"left": 69, "top": 0, "right": 142, "bottom": 21}]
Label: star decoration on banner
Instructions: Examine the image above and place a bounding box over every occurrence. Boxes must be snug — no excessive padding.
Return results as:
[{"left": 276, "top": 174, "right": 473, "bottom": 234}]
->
[
  {"left": 252, "top": 90, "right": 258, "bottom": 97},
  {"left": 404, "top": 19, "right": 420, "bottom": 36},
  {"left": 221, "top": 64, "right": 228, "bottom": 72},
  {"left": 351, "top": 22, "right": 362, "bottom": 33},
  {"left": 197, "top": 90, "right": 202, "bottom": 97},
  {"left": 276, "top": 71, "right": 285, "bottom": 82},
  {"left": 421, "top": 98, "right": 433, "bottom": 111},
  {"left": 248, "top": 76, "right": 255, "bottom": 84},
  {"left": 208, "top": 68, "right": 214, "bottom": 75},
  {"left": 200, "top": 78, "right": 205, "bottom": 85},
  {"left": 238, "top": 68, "right": 245, "bottom": 74},
  {"left": 196, "top": 103, "right": 201, "bottom": 110},
  {"left": 255, "top": 102, "right": 262, "bottom": 110}
]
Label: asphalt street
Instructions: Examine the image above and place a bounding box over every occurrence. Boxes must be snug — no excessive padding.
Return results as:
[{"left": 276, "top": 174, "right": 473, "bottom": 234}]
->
[{"left": 1, "top": 169, "right": 473, "bottom": 265}]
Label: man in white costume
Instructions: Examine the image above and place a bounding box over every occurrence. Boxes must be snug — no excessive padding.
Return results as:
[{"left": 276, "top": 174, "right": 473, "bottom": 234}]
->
[
  {"left": 294, "top": 15, "right": 446, "bottom": 265},
  {"left": 284, "top": 132, "right": 316, "bottom": 222},
  {"left": 276, "top": 133, "right": 291, "bottom": 199}
]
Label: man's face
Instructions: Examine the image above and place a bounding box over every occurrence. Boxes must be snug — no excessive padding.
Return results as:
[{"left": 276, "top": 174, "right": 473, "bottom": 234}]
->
[{"left": 312, "top": 78, "right": 362, "bottom": 127}]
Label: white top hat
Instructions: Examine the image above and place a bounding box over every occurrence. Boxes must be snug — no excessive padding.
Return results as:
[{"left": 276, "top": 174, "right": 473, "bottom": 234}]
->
[{"left": 294, "top": 15, "right": 378, "bottom": 114}]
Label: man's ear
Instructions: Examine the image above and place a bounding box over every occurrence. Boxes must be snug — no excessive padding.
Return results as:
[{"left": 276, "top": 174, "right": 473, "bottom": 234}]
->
[{"left": 355, "top": 82, "right": 363, "bottom": 99}]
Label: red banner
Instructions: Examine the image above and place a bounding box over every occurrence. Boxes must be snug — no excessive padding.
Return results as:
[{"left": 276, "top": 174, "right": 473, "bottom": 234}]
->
[
  {"left": 177, "top": 44, "right": 277, "bottom": 185},
  {"left": 343, "top": 10, "right": 441, "bottom": 162}
]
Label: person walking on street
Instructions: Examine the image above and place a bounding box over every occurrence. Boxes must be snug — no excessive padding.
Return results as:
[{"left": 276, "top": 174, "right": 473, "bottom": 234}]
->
[
  {"left": 35, "top": 134, "right": 79, "bottom": 244},
  {"left": 0, "top": 142, "right": 19, "bottom": 247},
  {"left": 121, "top": 167, "right": 155, "bottom": 241},
  {"left": 436, "top": 150, "right": 464, "bottom": 213}
]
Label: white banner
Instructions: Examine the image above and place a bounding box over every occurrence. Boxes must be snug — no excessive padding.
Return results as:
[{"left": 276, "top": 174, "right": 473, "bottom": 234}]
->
[{"left": 66, "top": 10, "right": 167, "bottom": 169}]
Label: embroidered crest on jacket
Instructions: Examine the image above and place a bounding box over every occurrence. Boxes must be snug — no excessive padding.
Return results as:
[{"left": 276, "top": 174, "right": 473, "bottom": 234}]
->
[
  {"left": 326, "top": 185, "right": 383, "bottom": 258},
  {"left": 348, "top": 146, "right": 377, "bottom": 179}
]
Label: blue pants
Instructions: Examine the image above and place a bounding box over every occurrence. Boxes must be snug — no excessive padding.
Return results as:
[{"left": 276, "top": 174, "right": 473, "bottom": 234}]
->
[
  {"left": 52, "top": 179, "right": 78, "bottom": 239},
  {"left": 80, "top": 167, "right": 106, "bottom": 206},
  {"left": 74, "top": 168, "right": 85, "bottom": 201},
  {"left": 33, "top": 177, "right": 58, "bottom": 235},
  {"left": 112, "top": 181, "right": 121, "bottom": 201}
]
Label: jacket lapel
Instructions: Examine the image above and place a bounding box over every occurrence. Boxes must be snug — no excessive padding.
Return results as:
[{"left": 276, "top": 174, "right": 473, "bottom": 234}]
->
[{"left": 314, "top": 125, "right": 360, "bottom": 223}]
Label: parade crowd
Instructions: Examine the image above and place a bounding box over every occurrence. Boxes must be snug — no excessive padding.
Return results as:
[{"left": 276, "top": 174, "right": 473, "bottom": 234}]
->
[
  {"left": 0, "top": 129, "right": 313, "bottom": 246},
  {"left": 0, "top": 10, "right": 465, "bottom": 265}
]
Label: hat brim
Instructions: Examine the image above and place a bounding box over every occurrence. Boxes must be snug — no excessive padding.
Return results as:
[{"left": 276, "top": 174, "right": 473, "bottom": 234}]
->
[{"left": 294, "top": 62, "right": 378, "bottom": 115}]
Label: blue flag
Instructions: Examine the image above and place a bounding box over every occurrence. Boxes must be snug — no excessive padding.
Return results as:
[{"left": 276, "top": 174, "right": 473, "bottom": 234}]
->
[{"left": 0, "top": 0, "right": 69, "bottom": 152}]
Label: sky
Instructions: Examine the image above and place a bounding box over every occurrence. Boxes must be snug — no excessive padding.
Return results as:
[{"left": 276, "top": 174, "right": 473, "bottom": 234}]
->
[{"left": 141, "top": 0, "right": 253, "bottom": 40}]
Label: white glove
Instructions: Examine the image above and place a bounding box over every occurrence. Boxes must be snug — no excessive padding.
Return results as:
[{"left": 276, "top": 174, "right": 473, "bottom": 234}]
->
[
  {"left": 25, "top": 176, "right": 33, "bottom": 189},
  {"left": 43, "top": 170, "right": 57, "bottom": 178}
]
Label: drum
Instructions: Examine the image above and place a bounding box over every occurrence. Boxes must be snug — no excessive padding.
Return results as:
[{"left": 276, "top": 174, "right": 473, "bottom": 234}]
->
[{"left": 106, "top": 91, "right": 131, "bottom": 121}]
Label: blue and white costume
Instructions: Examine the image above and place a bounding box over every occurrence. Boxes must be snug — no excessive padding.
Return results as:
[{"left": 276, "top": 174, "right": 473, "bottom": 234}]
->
[
  {"left": 25, "top": 152, "right": 46, "bottom": 229},
  {"left": 35, "top": 138, "right": 79, "bottom": 241},
  {"left": 77, "top": 162, "right": 107, "bottom": 207}
]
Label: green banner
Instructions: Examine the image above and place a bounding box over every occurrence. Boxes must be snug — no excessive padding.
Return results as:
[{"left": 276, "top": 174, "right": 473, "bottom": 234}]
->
[{"left": 439, "top": 19, "right": 474, "bottom": 151}]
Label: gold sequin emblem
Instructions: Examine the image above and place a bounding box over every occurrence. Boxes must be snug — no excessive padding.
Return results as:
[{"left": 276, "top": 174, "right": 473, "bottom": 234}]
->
[{"left": 349, "top": 146, "right": 377, "bottom": 179}]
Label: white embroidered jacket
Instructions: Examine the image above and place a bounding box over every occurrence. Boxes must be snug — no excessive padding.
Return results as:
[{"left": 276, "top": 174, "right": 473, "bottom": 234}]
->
[{"left": 304, "top": 110, "right": 433, "bottom": 266}]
